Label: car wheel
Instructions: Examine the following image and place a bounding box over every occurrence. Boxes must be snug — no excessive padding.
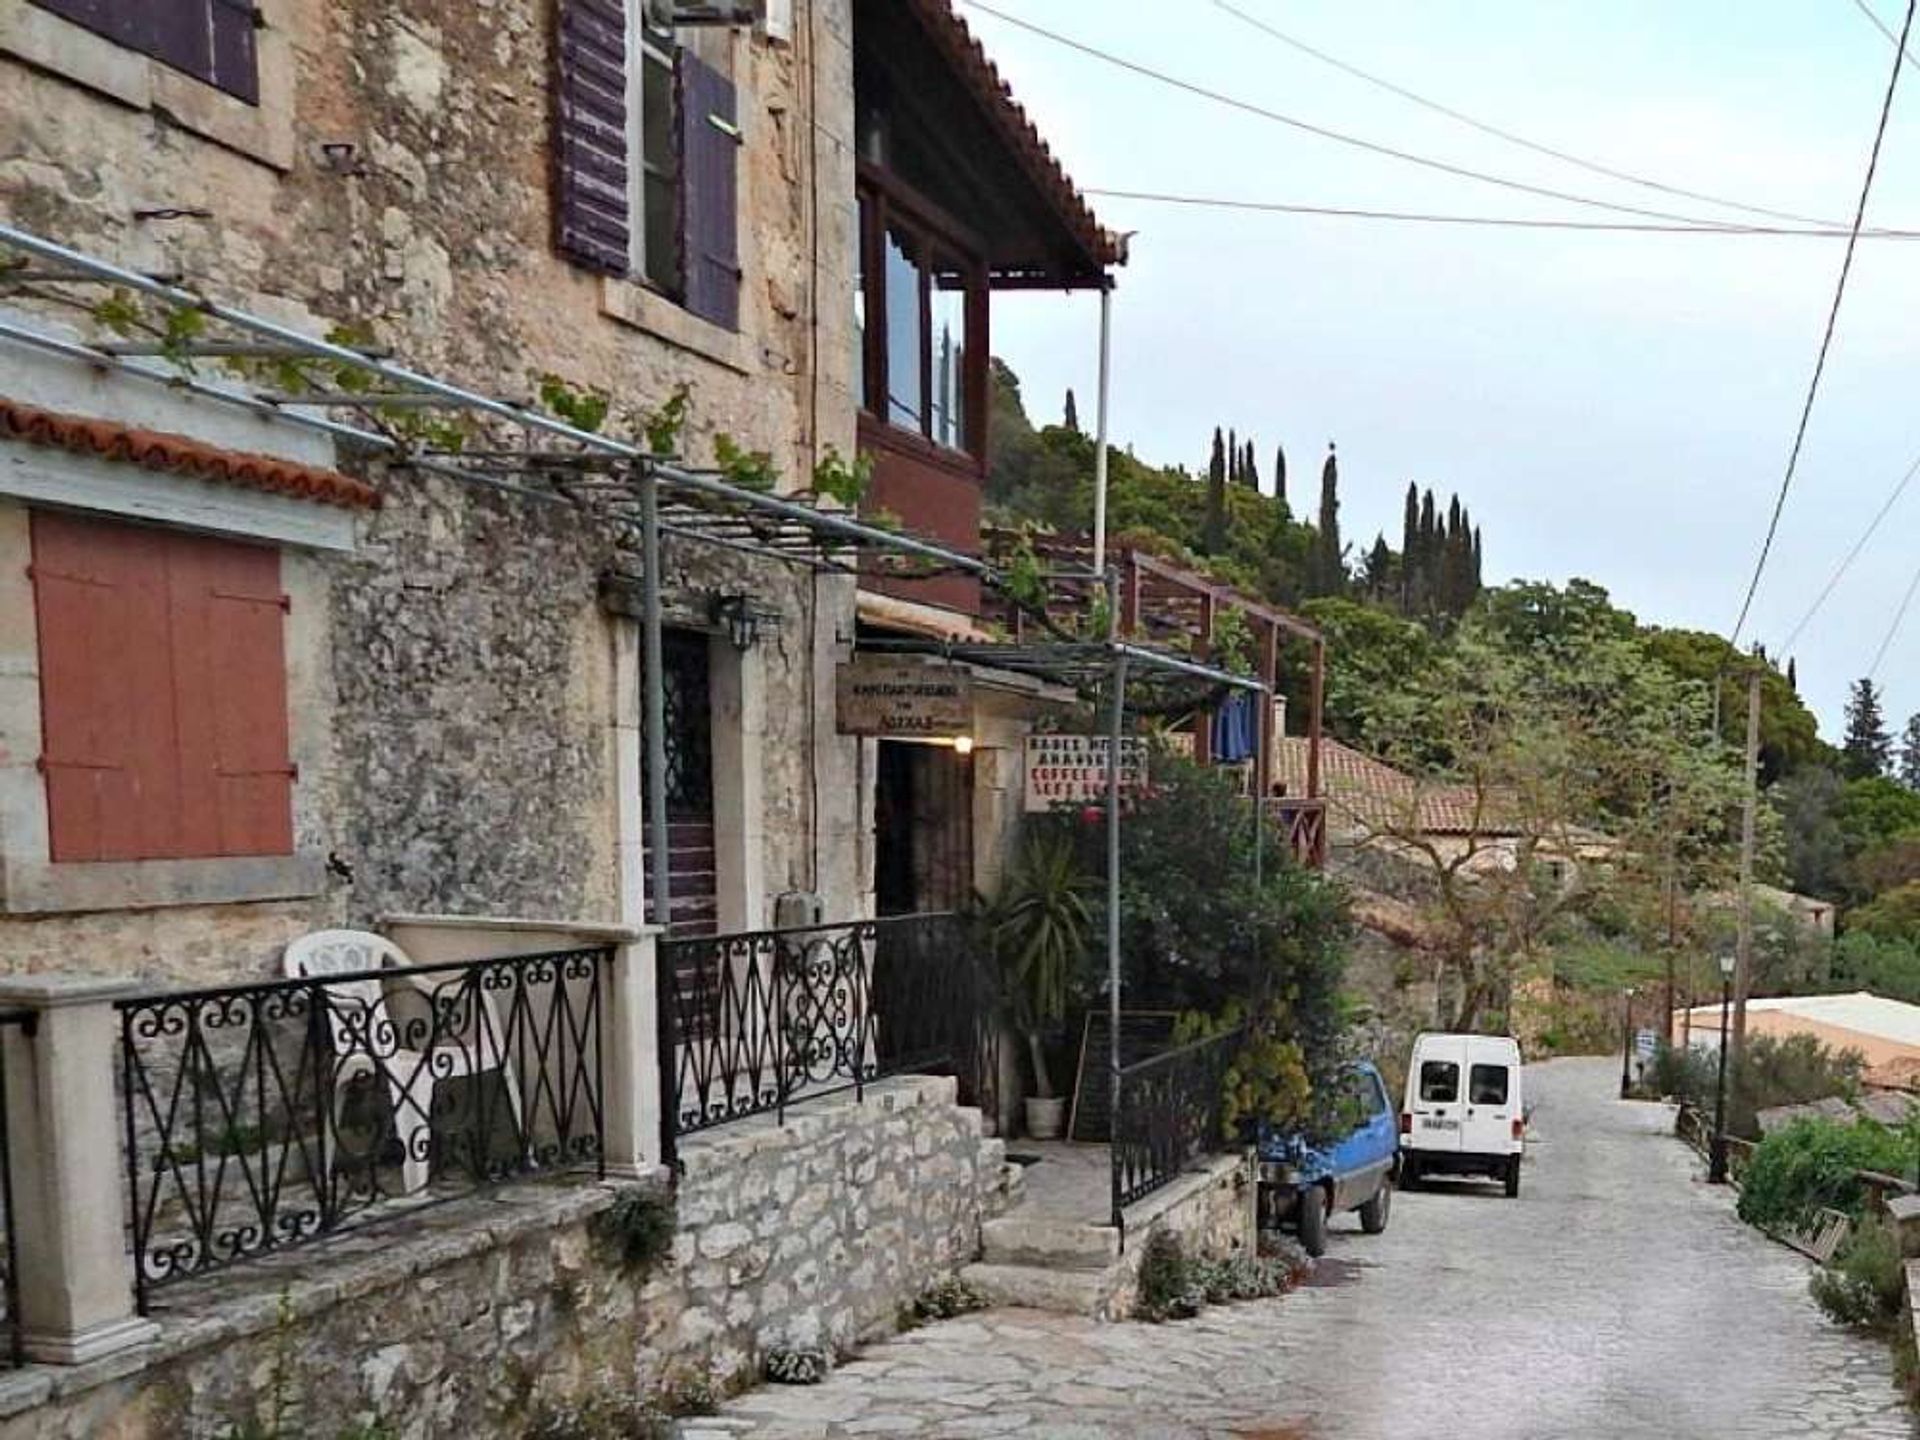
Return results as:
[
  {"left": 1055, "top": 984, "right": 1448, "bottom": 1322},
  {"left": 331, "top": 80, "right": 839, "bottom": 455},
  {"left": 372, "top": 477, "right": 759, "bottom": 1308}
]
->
[
  {"left": 1297, "top": 1183, "right": 1329, "bottom": 1256},
  {"left": 1360, "top": 1179, "right": 1391, "bottom": 1234},
  {"left": 1504, "top": 1155, "right": 1521, "bottom": 1199}
]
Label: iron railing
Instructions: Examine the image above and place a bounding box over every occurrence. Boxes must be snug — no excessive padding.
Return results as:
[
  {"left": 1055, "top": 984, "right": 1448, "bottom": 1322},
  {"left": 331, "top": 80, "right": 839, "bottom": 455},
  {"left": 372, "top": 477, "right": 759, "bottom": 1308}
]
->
[
  {"left": 117, "top": 946, "right": 611, "bottom": 1308},
  {"left": 0, "top": 1009, "right": 31, "bottom": 1365},
  {"left": 657, "top": 912, "right": 995, "bottom": 1165},
  {"left": 1110, "top": 1026, "right": 1245, "bottom": 1231}
]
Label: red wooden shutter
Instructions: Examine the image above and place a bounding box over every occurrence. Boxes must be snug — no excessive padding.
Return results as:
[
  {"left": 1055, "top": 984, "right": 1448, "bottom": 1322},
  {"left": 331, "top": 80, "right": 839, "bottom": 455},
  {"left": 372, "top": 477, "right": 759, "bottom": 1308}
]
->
[
  {"left": 555, "top": 0, "right": 633, "bottom": 276},
  {"left": 31, "top": 513, "right": 292, "bottom": 863},
  {"left": 165, "top": 532, "right": 293, "bottom": 857},
  {"left": 677, "top": 52, "right": 741, "bottom": 331}
]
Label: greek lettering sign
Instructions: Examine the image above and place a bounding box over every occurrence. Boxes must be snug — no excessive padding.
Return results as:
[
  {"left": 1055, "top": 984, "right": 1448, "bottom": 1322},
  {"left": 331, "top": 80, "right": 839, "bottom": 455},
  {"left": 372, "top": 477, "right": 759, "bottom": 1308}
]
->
[
  {"left": 1024, "top": 734, "right": 1148, "bottom": 812},
  {"left": 835, "top": 657, "right": 972, "bottom": 736}
]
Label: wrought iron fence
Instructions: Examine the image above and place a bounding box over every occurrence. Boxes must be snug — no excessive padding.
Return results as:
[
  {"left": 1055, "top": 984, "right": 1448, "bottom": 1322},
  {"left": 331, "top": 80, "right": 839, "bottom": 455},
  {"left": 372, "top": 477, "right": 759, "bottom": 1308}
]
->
[
  {"left": 117, "top": 946, "right": 611, "bottom": 1308},
  {"left": 0, "top": 1009, "right": 31, "bottom": 1365},
  {"left": 1110, "top": 1026, "right": 1245, "bottom": 1230},
  {"left": 658, "top": 912, "right": 995, "bottom": 1164}
]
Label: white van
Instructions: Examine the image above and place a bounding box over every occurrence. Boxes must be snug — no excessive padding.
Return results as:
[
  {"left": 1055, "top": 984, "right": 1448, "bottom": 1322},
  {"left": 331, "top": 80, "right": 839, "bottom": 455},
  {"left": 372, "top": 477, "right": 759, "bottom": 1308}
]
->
[{"left": 1399, "top": 1033, "right": 1524, "bottom": 1197}]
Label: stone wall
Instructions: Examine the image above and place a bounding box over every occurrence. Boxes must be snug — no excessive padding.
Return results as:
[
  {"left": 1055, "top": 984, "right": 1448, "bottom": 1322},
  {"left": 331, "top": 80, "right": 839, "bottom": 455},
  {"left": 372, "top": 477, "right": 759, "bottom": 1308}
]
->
[
  {"left": 1111, "top": 1153, "right": 1257, "bottom": 1319},
  {"left": 0, "top": 1077, "right": 1012, "bottom": 1439}
]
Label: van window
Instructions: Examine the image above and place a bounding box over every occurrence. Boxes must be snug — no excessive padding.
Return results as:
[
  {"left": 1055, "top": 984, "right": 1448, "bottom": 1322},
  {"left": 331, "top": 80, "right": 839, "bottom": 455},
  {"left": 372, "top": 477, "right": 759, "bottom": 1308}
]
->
[
  {"left": 1470, "top": 1064, "right": 1510, "bottom": 1105},
  {"left": 1418, "top": 1060, "right": 1459, "bottom": 1103}
]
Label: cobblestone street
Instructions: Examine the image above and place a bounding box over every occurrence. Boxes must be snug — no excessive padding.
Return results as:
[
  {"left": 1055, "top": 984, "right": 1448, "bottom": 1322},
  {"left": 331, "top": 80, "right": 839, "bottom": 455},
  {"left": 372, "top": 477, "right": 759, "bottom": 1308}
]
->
[{"left": 698, "top": 1057, "right": 1914, "bottom": 1439}]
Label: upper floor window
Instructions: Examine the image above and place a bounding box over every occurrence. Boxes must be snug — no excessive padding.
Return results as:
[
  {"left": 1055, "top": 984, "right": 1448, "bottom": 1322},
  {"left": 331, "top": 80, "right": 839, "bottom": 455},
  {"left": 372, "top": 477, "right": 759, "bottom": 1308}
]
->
[
  {"left": 554, "top": 0, "right": 742, "bottom": 332},
  {"left": 29, "top": 0, "right": 260, "bottom": 104},
  {"left": 856, "top": 179, "right": 984, "bottom": 457}
]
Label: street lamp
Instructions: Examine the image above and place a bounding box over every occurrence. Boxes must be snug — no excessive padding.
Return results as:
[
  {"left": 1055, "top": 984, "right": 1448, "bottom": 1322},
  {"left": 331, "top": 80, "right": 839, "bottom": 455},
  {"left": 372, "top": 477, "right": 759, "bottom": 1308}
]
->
[
  {"left": 1619, "top": 987, "right": 1635, "bottom": 1098},
  {"left": 1709, "top": 953, "right": 1735, "bottom": 1185}
]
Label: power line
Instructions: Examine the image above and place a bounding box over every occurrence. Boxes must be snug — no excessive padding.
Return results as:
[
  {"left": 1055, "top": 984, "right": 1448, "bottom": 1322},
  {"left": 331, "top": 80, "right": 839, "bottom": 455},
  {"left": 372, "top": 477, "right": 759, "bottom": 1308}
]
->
[
  {"left": 1728, "top": 0, "right": 1917, "bottom": 645},
  {"left": 1082, "top": 186, "right": 1920, "bottom": 239},
  {"left": 1779, "top": 448, "right": 1920, "bottom": 652},
  {"left": 954, "top": 0, "right": 1804, "bottom": 233},
  {"left": 1208, "top": 0, "right": 1853, "bottom": 232},
  {"left": 1849, "top": 0, "right": 1920, "bottom": 73},
  {"left": 1868, "top": 559, "right": 1920, "bottom": 679}
]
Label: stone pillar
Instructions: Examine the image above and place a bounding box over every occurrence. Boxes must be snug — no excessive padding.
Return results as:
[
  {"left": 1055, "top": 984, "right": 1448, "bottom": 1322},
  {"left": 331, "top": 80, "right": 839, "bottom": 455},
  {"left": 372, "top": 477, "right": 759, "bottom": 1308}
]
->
[
  {"left": 0, "top": 974, "right": 157, "bottom": 1363},
  {"left": 603, "top": 927, "right": 668, "bottom": 1177}
]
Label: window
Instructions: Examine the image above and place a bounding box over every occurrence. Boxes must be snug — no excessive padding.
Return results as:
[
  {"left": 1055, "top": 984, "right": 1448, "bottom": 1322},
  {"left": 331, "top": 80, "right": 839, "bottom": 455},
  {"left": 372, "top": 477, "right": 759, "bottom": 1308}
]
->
[
  {"left": 854, "top": 180, "right": 984, "bottom": 456},
  {"left": 29, "top": 0, "right": 260, "bottom": 104},
  {"left": 554, "top": 0, "right": 741, "bottom": 330},
  {"left": 1418, "top": 1061, "right": 1459, "bottom": 1104},
  {"left": 1469, "top": 1064, "right": 1510, "bottom": 1106},
  {"left": 31, "top": 511, "right": 293, "bottom": 863}
]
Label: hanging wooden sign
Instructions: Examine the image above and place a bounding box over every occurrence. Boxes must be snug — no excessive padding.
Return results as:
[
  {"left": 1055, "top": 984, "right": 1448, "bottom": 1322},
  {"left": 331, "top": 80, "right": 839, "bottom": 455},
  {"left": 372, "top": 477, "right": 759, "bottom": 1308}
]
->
[{"left": 835, "top": 656, "right": 972, "bottom": 736}]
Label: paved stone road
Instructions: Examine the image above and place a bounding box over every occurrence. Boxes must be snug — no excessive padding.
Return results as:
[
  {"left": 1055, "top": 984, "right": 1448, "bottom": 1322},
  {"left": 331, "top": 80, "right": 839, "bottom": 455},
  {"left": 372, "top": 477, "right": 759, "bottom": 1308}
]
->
[{"left": 696, "top": 1057, "right": 1914, "bottom": 1439}]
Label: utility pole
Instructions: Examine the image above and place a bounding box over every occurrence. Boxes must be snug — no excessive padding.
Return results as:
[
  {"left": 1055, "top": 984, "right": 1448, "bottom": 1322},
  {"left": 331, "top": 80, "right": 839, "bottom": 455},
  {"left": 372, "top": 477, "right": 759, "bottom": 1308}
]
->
[{"left": 1733, "top": 661, "right": 1761, "bottom": 1065}]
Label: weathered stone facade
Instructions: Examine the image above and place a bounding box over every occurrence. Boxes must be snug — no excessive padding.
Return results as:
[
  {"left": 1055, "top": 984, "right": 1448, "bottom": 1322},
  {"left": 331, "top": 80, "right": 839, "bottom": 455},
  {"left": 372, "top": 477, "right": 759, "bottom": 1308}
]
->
[
  {"left": 0, "top": 1078, "right": 1012, "bottom": 1439},
  {"left": 0, "top": 0, "right": 868, "bottom": 984}
]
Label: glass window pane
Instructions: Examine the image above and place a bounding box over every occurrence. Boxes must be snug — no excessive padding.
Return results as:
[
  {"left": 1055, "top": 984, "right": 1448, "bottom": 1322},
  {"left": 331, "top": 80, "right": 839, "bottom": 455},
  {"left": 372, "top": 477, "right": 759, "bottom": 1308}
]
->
[
  {"left": 1418, "top": 1061, "right": 1459, "bottom": 1103},
  {"left": 884, "top": 224, "right": 924, "bottom": 431},
  {"left": 638, "top": 45, "right": 679, "bottom": 291},
  {"left": 929, "top": 259, "right": 968, "bottom": 451},
  {"left": 1469, "top": 1064, "right": 1509, "bottom": 1105},
  {"left": 854, "top": 196, "right": 870, "bottom": 410}
]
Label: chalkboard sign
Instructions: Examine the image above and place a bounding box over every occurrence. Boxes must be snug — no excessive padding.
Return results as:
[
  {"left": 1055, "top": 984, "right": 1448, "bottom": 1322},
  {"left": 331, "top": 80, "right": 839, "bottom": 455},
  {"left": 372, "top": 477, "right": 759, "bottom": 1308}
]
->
[{"left": 1067, "top": 1010, "right": 1182, "bottom": 1143}]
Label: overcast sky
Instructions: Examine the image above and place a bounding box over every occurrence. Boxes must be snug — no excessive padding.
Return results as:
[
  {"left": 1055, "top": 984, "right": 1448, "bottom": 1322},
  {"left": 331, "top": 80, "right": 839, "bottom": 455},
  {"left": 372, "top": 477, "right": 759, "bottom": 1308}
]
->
[{"left": 968, "top": 0, "right": 1920, "bottom": 743}]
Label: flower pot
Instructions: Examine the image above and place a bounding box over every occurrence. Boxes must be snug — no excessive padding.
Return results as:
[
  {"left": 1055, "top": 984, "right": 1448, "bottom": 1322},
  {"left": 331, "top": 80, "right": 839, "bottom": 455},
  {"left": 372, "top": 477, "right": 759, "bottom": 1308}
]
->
[{"left": 1025, "top": 1095, "right": 1067, "bottom": 1139}]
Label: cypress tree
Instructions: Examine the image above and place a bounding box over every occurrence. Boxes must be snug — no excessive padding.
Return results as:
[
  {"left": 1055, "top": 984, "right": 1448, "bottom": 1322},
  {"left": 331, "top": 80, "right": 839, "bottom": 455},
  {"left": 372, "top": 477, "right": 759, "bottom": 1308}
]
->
[
  {"left": 1228, "top": 428, "right": 1240, "bottom": 489},
  {"left": 1418, "top": 489, "right": 1438, "bottom": 612},
  {"left": 1400, "top": 483, "right": 1419, "bottom": 612},
  {"left": 1366, "top": 534, "right": 1392, "bottom": 599},
  {"left": 1787, "top": 657, "right": 1798, "bottom": 693},
  {"left": 1203, "top": 427, "right": 1227, "bottom": 553},
  {"left": 1243, "top": 440, "right": 1259, "bottom": 491},
  {"left": 1309, "top": 442, "right": 1343, "bottom": 596},
  {"left": 1901, "top": 713, "right": 1920, "bottom": 790},
  {"left": 1063, "top": 388, "right": 1079, "bottom": 432},
  {"left": 1274, "top": 445, "right": 1288, "bottom": 509},
  {"left": 1471, "top": 525, "right": 1484, "bottom": 591}
]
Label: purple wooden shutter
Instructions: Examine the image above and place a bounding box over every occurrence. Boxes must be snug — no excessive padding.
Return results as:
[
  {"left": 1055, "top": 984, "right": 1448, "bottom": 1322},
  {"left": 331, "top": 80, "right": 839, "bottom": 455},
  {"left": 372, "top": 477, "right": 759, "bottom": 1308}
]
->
[
  {"left": 28, "top": 0, "right": 140, "bottom": 47},
  {"left": 677, "top": 52, "right": 741, "bottom": 331},
  {"left": 555, "top": 0, "right": 632, "bottom": 276},
  {"left": 209, "top": 0, "right": 260, "bottom": 104}
]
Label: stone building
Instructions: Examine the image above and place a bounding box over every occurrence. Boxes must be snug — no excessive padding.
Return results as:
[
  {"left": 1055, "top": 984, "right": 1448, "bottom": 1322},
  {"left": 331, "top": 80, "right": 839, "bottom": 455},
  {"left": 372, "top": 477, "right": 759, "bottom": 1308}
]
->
[{"left": 0, "top": 1, "right": 1140, "bottom": 1422}]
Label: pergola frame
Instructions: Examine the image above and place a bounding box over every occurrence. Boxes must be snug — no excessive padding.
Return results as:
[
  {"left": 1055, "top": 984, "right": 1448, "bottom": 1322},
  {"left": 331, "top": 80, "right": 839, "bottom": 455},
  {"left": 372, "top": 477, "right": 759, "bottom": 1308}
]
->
[{"left": 0, "top": 223, "right": 1281, "bottom": 1164}]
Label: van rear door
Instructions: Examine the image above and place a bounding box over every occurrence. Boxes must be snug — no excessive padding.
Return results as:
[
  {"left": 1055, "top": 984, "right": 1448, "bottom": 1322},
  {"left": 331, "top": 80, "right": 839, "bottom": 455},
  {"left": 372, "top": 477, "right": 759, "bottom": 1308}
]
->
[
  {"left": 1410, "top": 1038, "right": 1466, "bottom": 1151},
  {"left": 1461, "top": 1044, "right": 1517, "bottom": 1158}
]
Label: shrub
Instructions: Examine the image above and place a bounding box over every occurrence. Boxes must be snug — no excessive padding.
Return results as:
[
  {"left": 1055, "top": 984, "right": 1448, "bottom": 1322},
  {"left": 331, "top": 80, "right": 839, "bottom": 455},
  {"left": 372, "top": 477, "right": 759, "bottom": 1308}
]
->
[
  {"left": 1648, "top": 1034, "right": 1863, "bottom": 1139},
  {"left": 1737, "top": 1117, "right": 1911, "bottom": 1232},
  {"left": 524, "top": 1395, "right": 674, "bottom": 1440},
  {"left": 596, "top": 1187, "right": 676, "bottom": 1278},
  {"left": 1135, "top": 1228, "right": 1203, "bottom": 1322},
  {"left": 1812, "top": 1216, "right": 1907, "bottom": 1332},
  {"left": 1136, "top": 1228, "right": 1311, "bottom": 1322},
  {"left": 765, "top": 1348, "right": 830, "bottom": 1386},
  {"left": 906, "top": 1275, "right": 988, "bottom": 1326}
]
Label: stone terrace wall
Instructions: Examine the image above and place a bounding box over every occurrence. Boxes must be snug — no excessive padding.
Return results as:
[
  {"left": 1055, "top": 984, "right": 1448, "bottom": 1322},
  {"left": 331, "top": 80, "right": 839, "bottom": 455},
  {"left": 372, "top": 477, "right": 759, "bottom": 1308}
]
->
[{"left": 0, "top": 1077, "right": 1012, "bottom": 1440}]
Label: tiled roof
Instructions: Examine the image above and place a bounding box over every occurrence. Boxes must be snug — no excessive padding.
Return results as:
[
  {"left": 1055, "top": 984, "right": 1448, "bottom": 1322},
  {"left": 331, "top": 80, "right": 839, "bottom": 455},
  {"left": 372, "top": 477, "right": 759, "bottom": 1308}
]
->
[
  {"left": 907, "top": 0, "right": 1127, "bottom": 271},
  {"left": 0, "top": 397, "right": 380, "bottom": 510},
  {"left": 1273, "top": 735, "right": 1519, "bottom": 837}
]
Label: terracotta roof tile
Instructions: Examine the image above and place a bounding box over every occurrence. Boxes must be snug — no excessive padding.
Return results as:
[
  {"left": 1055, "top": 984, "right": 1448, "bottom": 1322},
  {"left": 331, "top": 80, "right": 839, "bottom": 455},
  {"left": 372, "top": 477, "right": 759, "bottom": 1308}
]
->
[
  {"left": 1273, "top": 736, "right": 1519, "bottom": 837},
  {"left": 907, "top": 0, "right": 1126, "bottom": 273},
  {"left": 0, "top": 397, "right": 380, "bottom": 511}
]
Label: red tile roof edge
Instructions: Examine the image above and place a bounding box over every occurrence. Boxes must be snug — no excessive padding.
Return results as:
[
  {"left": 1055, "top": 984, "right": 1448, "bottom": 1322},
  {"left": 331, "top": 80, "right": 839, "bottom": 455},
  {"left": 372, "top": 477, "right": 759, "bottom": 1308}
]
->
[
  {"left": 0, "top": 396, "right": 381, "bottom": 511},
  {"left": 909, "top": 0, "right": 1127, "bottom": 273}
]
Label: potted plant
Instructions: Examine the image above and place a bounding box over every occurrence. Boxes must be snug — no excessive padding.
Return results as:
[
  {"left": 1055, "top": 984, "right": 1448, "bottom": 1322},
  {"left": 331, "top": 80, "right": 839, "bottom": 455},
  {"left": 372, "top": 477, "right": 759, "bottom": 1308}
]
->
[{"left": 986, "top": 829, "right": 1092, "bottom": 1140}]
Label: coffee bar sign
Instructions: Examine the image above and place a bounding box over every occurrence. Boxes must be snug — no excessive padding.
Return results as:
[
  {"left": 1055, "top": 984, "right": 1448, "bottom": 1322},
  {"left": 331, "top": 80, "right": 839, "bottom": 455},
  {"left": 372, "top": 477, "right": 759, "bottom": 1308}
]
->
[
  {"left": 835, "top": 657, "right": 972, "bottom": 737},
  {"left": 1023, "top": 735, "right": 1147, "bottom": 812}
]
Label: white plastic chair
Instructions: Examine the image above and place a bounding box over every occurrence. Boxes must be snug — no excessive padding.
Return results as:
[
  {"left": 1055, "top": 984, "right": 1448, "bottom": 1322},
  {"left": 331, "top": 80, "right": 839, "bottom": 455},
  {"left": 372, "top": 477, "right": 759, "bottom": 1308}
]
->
[{"left": 283, "top": 929, "right": 524, "bottom": 1196}]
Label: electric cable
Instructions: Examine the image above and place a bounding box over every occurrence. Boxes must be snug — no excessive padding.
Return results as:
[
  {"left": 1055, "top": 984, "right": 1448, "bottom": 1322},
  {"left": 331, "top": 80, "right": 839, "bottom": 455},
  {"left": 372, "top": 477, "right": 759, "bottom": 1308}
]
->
[
  {"left": 955, "top": 0, "right": 1810, "bottom": 233},
  {"left": 1778, "top": 449, "right": 1920, "bottom": 652},
  {"left": 1080, "top": 187, "right": 1920, "bottom": 239},
  {"left": 1208, "top": 0, "right": 1856, "bottom": 232},
  {"left": 1849, "top": 0, "right": 1920, "bottom": 73},
  {"left": 1728, "top": 0, "right": 1917, "bottom": 645},
  {"left": 1868, "top": 558, "right": 1920, "bottom": 679}
]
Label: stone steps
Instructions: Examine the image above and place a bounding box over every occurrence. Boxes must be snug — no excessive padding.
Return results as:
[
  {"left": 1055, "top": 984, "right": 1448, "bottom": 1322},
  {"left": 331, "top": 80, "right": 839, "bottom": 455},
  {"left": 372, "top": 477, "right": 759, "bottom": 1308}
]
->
[
  {"left": 979, "top": 1212, "right": 1120, "bottom": 1271},
  {"left": 960, "top": 1260, "right": 1120, "bottom": 1318}
]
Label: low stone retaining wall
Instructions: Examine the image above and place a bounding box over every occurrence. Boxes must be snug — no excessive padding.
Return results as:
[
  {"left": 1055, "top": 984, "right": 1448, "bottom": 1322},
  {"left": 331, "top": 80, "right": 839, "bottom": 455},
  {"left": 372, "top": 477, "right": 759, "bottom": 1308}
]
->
[
  {"left": 0, "top": 1076, "right": 1013, "bottom": 1439},
  {"left": 1112, "top": 1151, "right": 1257, "bottom": 1317}
]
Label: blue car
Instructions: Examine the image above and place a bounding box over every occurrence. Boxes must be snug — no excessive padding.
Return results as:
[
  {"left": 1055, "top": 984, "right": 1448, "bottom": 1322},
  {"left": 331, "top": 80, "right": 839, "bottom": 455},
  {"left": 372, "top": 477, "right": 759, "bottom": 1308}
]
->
[{"left": 1256, "top": 1060, "right": 1398, "bottom": 1256}]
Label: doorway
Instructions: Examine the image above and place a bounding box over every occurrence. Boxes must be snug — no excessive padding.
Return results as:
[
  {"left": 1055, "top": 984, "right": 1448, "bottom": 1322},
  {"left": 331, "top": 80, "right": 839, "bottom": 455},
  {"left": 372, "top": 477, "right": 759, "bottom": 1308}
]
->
[{"left": 874, "top": 739, "right": 974, "bottom": 916}]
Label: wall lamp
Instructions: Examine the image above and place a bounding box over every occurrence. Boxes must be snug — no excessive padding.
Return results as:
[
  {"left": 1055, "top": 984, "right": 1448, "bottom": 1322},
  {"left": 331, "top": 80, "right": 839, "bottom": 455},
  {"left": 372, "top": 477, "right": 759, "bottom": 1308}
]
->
[{"left": 710, "top": 594, "right": 778, "bottom": 651}]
